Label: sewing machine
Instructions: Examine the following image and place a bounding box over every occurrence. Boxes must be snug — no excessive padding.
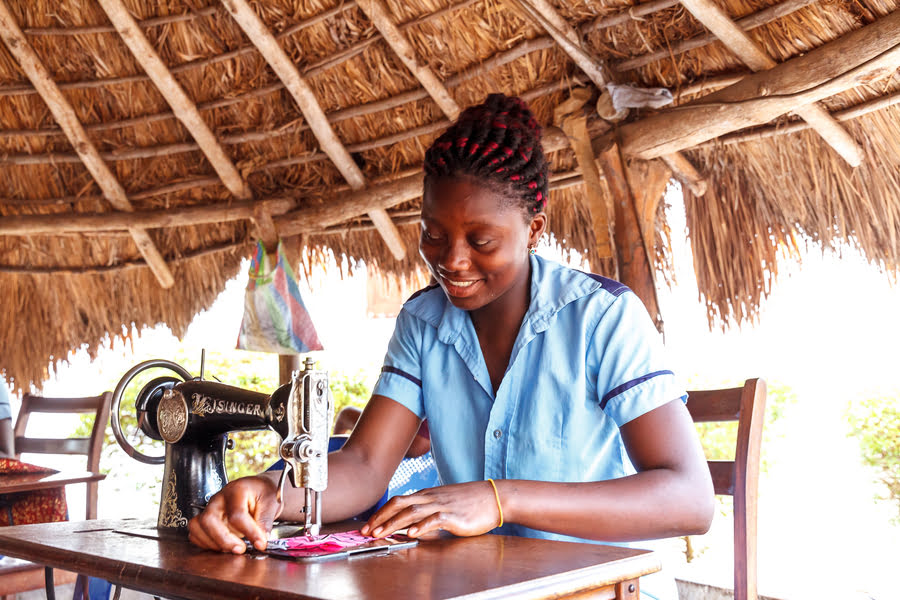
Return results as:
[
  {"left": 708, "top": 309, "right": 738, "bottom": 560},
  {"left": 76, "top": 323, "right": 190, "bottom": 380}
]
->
[{"left": 110, "top": 355, "right": 333, "bottom": 534}]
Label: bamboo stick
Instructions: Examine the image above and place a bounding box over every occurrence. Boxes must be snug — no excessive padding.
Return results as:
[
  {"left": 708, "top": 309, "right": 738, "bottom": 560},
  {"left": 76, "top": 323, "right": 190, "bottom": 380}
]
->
[
  {"left": 0, "top": 198, "right": 296, "bottom": 235},
  {"left": 0, "top": 0, "right": 175, "bottom": 289}
]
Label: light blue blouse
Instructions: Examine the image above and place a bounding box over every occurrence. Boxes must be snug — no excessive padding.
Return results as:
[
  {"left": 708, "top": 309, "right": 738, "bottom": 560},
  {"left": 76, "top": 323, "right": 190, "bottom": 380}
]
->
[
  {"left": 372, "top": 255, "right": 686, "bottom": 543},
  {"left": 0, "top": 379, "right": 11, "bottom": 421}
]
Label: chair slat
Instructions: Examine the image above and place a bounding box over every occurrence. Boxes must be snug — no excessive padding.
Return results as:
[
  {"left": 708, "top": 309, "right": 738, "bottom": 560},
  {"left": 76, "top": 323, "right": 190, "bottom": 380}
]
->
[
  {"left": 21, "top": 395, "right": 105, "bottom": 413},
  {"left": 14, "top": 437, "right": 91, "bottom": 456},
  {"left": 708, "top": 460, "right": 736, "bottom": 496},
  {"left": 686, "top": 388, "right": 743, "bottom": 422}
]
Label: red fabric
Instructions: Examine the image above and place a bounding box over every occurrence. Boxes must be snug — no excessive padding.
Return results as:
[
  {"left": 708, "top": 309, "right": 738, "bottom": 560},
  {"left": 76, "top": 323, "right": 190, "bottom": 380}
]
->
[{"left": 0, "top": 458, "right": 67, "bottom": 526}]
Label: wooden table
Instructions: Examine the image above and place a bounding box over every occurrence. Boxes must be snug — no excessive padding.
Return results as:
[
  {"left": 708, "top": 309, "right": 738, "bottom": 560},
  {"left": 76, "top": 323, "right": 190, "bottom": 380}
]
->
[
  {"left": 0, "top": 470, "right": 106, "bottom": 495},
  {"left": 0, "top": 470, "right": 106, "bottom": 594},
  {"left": 0, "top": 519, "right": 661, "bottom": 600}
]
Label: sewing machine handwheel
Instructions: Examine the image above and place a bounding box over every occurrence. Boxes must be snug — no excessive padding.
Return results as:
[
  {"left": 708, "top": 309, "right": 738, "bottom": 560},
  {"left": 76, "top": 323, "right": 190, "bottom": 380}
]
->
[{"left": 111, "top": 359, "right": 193, "bottom": 465}]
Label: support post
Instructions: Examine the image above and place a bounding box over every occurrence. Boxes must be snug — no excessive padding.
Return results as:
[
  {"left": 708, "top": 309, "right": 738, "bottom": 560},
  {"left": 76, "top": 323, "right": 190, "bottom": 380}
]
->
[{"left": 596, "top": 143, "right": 663, "bottom": 333}]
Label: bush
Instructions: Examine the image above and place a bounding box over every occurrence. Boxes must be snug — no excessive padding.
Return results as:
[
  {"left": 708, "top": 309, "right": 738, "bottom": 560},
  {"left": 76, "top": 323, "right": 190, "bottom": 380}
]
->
[{"left": 846, "top": 395, "right": 900, "bottom": 524}]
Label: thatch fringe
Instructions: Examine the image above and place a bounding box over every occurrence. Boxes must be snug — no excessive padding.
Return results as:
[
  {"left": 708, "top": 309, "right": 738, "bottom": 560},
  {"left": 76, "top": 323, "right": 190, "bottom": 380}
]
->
[{"left": 684, "top": 103, "right": 900, "bottom": 329}]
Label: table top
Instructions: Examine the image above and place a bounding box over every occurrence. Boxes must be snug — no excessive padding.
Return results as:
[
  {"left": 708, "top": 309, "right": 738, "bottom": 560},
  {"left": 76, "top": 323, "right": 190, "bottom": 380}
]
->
[
  {"left": 0, "top": 470, "right": 106, "bottom": 494},
  {"left": 0, "top": 518, "right": 661, "bottom": 600}
]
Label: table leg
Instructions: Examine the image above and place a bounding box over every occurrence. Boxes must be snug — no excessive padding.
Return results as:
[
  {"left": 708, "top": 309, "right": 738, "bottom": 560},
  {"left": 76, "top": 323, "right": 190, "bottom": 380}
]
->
[
  {"left": 43, "top": 566, "right": 56, "bottom": 600},
  {"left": 615, "top": 578, "right": 639, "bottom": 599}
]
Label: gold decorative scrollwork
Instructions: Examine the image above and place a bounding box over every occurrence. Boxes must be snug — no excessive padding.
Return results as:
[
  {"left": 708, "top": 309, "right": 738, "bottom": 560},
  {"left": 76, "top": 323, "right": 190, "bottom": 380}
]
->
[{"left": 160, "top": 472, "right": 188, "bottom": 528}]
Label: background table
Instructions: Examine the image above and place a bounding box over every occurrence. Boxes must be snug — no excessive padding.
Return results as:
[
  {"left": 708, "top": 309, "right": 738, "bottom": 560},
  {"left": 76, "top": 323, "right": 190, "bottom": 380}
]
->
[
  {"left": 0, "top": 518, "right": 660, "bottom": 600},
  {"left": 0, "top": 470, "right": 106, "bottom": 595},
  {"left": 0, "top": 471, "right": 106, "bottom": 495}
]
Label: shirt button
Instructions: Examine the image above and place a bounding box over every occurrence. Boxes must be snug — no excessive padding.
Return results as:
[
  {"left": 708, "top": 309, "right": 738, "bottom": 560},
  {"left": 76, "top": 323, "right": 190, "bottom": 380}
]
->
[{"left": 493, "top": 429, "right": 502, "bottom": 439}]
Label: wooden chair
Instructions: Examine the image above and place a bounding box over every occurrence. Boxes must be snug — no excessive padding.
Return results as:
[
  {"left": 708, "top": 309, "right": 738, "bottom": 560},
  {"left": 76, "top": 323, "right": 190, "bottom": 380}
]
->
[
  {"left": 1, "top": 391, "right": 111, "bottom": 599},
  {"left": 685, "top": 379, "right": 766, "bottom": 600},
  {"left": 13, "top": 392, "right": 111, "bottom": 520}
]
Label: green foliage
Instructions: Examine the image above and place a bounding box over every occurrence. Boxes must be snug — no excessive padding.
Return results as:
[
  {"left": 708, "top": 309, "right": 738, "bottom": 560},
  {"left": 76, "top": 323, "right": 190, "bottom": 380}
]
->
[
  {"left": 683, "top": 378, "right": 797, "bottom": 562},
  {"left": 693, "top": 381, "right": 797, "bottom": 472},
  {"left": 330, "top": 370, "right": 372, "bottom": 416},
  {"left": 846, "top": 395, "right": 900, "bottom": 524}
]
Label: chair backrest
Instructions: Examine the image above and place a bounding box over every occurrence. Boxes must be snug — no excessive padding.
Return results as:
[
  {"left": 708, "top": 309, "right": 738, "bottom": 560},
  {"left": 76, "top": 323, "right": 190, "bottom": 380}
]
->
[
  {"left": 685, "top": 378, "right": 766, "bottom": 600},
  {"left": 13, "top": 392, "right": 111, "bottom": 520}
]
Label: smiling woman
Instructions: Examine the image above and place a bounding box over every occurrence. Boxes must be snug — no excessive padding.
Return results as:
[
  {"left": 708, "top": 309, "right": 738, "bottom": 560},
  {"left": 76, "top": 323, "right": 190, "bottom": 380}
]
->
[{"left": 188, "top": 94, "right": 714, "bottom": 600}]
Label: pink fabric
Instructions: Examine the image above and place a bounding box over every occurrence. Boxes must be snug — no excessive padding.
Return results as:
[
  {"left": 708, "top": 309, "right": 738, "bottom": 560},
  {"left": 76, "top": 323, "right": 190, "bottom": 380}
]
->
[{"left": 269, "top": 529, "right": 377, "bottom": 556}]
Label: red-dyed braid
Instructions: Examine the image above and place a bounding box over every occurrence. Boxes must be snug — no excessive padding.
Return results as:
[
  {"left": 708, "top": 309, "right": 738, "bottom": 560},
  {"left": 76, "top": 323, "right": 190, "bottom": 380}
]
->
[{"left": 424, "top": 94, "right": 548, "bottom": 215}]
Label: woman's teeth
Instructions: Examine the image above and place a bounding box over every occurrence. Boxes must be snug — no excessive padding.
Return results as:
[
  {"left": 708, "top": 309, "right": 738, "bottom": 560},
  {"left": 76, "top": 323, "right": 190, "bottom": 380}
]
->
[{"left": 446, "top": 279, "right": 475, "bottom": 287}]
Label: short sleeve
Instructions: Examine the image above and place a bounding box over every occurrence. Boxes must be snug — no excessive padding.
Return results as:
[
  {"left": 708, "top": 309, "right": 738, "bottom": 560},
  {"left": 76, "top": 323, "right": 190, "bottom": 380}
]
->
[
  {"left": 371, "top": 308, "right": 426, "bottom": 418},
  {"left": 0, "top": 382, "right": 11, "bottom": 420},
  {"left": 591, "top": 292, "right": 686, "bottom": 427}
]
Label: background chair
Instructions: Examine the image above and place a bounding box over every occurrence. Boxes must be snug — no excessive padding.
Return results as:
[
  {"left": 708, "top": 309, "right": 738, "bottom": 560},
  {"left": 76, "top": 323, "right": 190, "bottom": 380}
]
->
[
  {"left": 1, "top": 391, "right": 111, "bottom": 600},
  {"left": 685, "top": 378, "right": 767, "bottom": 600},
  {"left": 13, "top": 392, "right": 111, "bottom": 520}
]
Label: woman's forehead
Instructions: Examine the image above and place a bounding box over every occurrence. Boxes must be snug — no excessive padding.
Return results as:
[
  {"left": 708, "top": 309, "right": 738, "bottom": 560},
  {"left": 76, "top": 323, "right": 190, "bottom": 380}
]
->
[{"left": 422, "top": 177, "right": 517, "bottom": 218}]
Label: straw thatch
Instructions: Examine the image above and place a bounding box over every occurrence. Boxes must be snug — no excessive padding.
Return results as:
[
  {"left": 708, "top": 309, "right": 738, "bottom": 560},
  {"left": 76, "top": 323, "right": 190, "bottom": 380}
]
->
[{"left": 0, "top": 0, "right": 898, "bottom": 391}]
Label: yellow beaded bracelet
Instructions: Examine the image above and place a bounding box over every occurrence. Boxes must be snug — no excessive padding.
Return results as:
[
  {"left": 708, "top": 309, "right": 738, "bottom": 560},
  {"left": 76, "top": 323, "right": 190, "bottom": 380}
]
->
[{"left": 487, "top": 478, "right": 503, "bottom": 528}]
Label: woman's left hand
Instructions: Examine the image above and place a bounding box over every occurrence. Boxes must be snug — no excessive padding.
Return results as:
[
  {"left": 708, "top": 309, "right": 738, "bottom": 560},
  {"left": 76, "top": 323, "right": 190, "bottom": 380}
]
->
[{"left": 360, "top": 480, "right": 502, "bottom": 539}]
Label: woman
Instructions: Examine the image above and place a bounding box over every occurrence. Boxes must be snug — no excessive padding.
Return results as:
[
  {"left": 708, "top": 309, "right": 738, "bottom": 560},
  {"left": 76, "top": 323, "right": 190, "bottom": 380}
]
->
[{"left": 189, "top": 94, "right": 713, "bottom": 598}]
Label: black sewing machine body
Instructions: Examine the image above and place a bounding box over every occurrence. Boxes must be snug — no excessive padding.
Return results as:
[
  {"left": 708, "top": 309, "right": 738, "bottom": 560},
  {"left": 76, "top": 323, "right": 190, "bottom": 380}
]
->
[{"left": 112, "top": 358, "right": 332, "bottom": 531}]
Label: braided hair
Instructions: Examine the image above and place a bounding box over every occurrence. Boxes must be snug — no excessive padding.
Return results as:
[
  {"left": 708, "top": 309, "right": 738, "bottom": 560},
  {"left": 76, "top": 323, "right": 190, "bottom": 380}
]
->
[{"left": 423, "top": 94, "right": 549, "bottom": 219}]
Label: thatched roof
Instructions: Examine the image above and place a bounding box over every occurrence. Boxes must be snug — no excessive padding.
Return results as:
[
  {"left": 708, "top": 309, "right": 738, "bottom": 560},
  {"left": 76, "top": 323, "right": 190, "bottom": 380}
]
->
[{"left": 0, "top": 0, "right": 898, "bottom": 391}]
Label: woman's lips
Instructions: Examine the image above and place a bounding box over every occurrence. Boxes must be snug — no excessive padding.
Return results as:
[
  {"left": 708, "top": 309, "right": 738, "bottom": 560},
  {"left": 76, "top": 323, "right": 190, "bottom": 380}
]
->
[{"left": 441, "top": 276, "right": 481, "bottom": 296}]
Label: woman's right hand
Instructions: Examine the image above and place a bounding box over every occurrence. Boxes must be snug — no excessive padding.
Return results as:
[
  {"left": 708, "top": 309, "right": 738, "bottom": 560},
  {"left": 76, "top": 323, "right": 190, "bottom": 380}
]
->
[{"left": 187, "top": 475, "right": 280, "bottom": 554}]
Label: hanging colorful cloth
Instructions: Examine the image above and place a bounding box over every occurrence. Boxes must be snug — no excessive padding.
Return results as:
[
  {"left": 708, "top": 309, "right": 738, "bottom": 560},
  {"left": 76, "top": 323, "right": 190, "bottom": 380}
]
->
[
  {"left": 236, "top": 241, "right": 324, "bottom": 354},
  {"left": 0, "top": 458, "right": 67, "bottom": 526}
]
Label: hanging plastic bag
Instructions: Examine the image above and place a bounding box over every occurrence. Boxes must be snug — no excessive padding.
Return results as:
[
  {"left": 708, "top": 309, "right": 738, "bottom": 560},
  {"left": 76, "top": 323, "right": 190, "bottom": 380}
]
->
[{"left": 236, "top": 241, "right": 324, "bottom": 354}]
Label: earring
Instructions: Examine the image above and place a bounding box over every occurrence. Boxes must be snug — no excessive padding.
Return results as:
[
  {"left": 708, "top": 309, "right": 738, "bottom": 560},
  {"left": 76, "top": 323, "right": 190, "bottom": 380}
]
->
[{"left": 528, "top": 246, "right": 536, "bottom": 255}]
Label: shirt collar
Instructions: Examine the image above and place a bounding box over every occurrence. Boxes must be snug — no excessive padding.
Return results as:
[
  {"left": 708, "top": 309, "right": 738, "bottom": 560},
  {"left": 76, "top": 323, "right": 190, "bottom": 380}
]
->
[{"left": 424, "top": 255, "right": 606, "bottom": 343}]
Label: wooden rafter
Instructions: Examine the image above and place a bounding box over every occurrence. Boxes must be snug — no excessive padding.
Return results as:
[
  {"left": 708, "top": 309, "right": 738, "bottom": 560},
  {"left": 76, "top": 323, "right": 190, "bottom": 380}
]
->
[
  {"left": 356, "top": 0, "right": 460, "bottom": 120},
  {"left": 606, "top": 10, "right": 900, "bottom": 160},
  {"left": 704, "top": 90, "right": 900, "bottom": 148},
  {"left": 0, "top": 0, "right": 174, "bottom": 289},
  {"left": 93, "top": 0, "right": 284, "bottom": 246},
  {"left": 0, "top": 170, "right": 590, "bottom": 240},
  {"left": 95, "top": 0, "right": 252, "bottom": 201},
  {"left": 219, "top": 0, "right": 407, "bottom": 261},
  {"left": 513, "top": 0, "right": 607, "bottom": 87},
  {"left": 0, "top": 199, "right": 296, "bottom": 236},
  {"left": 679, "top": 0, "right": 863, "bottom": 167},
  {"left": 514, "top": 0, "right": 709, "bottom": 196},
  {"left": 616, "top": 0, "right": 819, "bottom": 72}
]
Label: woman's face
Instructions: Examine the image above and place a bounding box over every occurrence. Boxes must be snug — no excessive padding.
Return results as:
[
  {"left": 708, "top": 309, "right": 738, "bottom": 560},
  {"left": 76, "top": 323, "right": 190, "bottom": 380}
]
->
[{"left": 419, "top": 177, "right": 546, "bottom": 312}]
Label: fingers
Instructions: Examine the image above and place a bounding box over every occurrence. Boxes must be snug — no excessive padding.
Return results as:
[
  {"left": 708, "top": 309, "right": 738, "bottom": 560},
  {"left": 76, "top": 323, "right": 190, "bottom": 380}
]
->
[
  {"left": 187, "top": 476, "right": 278, "bottom": 554},
  {"left": 360, "top": 482, "right": 503, "bottom": 539},
  {"left": 188, "top": 495, "right": 248, "bottom": 554},
  {"left": 361, "top": 494, "right": 427, "bottom": 538}
]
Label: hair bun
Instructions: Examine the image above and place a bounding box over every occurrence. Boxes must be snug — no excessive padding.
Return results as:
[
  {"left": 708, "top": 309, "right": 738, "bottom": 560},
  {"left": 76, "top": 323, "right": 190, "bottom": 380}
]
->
[{"left": 424, "top": 94, "right": 549, "bottom": 214}]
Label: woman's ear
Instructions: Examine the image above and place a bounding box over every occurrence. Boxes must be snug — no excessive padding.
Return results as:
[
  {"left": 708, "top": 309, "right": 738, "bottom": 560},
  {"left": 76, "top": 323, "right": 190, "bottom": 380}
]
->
[{"left": 528, "top": 212, "right": 548, "bottom": 247}]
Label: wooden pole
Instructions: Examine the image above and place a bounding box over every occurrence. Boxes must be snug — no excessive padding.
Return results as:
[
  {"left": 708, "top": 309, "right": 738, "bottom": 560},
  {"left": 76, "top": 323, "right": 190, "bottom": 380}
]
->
[
  {"left": 0, "top": 0, "right": 174, "bottom": 289},
  {"left": 596, "top": 143, "right": 662, "bottom": 332},
  {"left": 221, "top": 0, "right": 407, "bottom": 261},
  {"left": 678, "top": 0, "right": 863, "bottom": 166},
  {"left": 608, "top": 10, "right": 900, "bottom": 160}
]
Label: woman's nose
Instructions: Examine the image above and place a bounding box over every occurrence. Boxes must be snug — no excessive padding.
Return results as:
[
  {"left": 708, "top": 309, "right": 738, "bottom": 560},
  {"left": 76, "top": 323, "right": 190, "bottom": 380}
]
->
[{"left": 438, "top": 238, "right": 471, "bottom": 272}]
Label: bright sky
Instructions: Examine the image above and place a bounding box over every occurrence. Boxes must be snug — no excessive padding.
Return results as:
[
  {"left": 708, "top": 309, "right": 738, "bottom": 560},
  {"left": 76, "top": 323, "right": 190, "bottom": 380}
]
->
[{"left": 19, "top": 197, "right": 900, "bottom": 599}]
